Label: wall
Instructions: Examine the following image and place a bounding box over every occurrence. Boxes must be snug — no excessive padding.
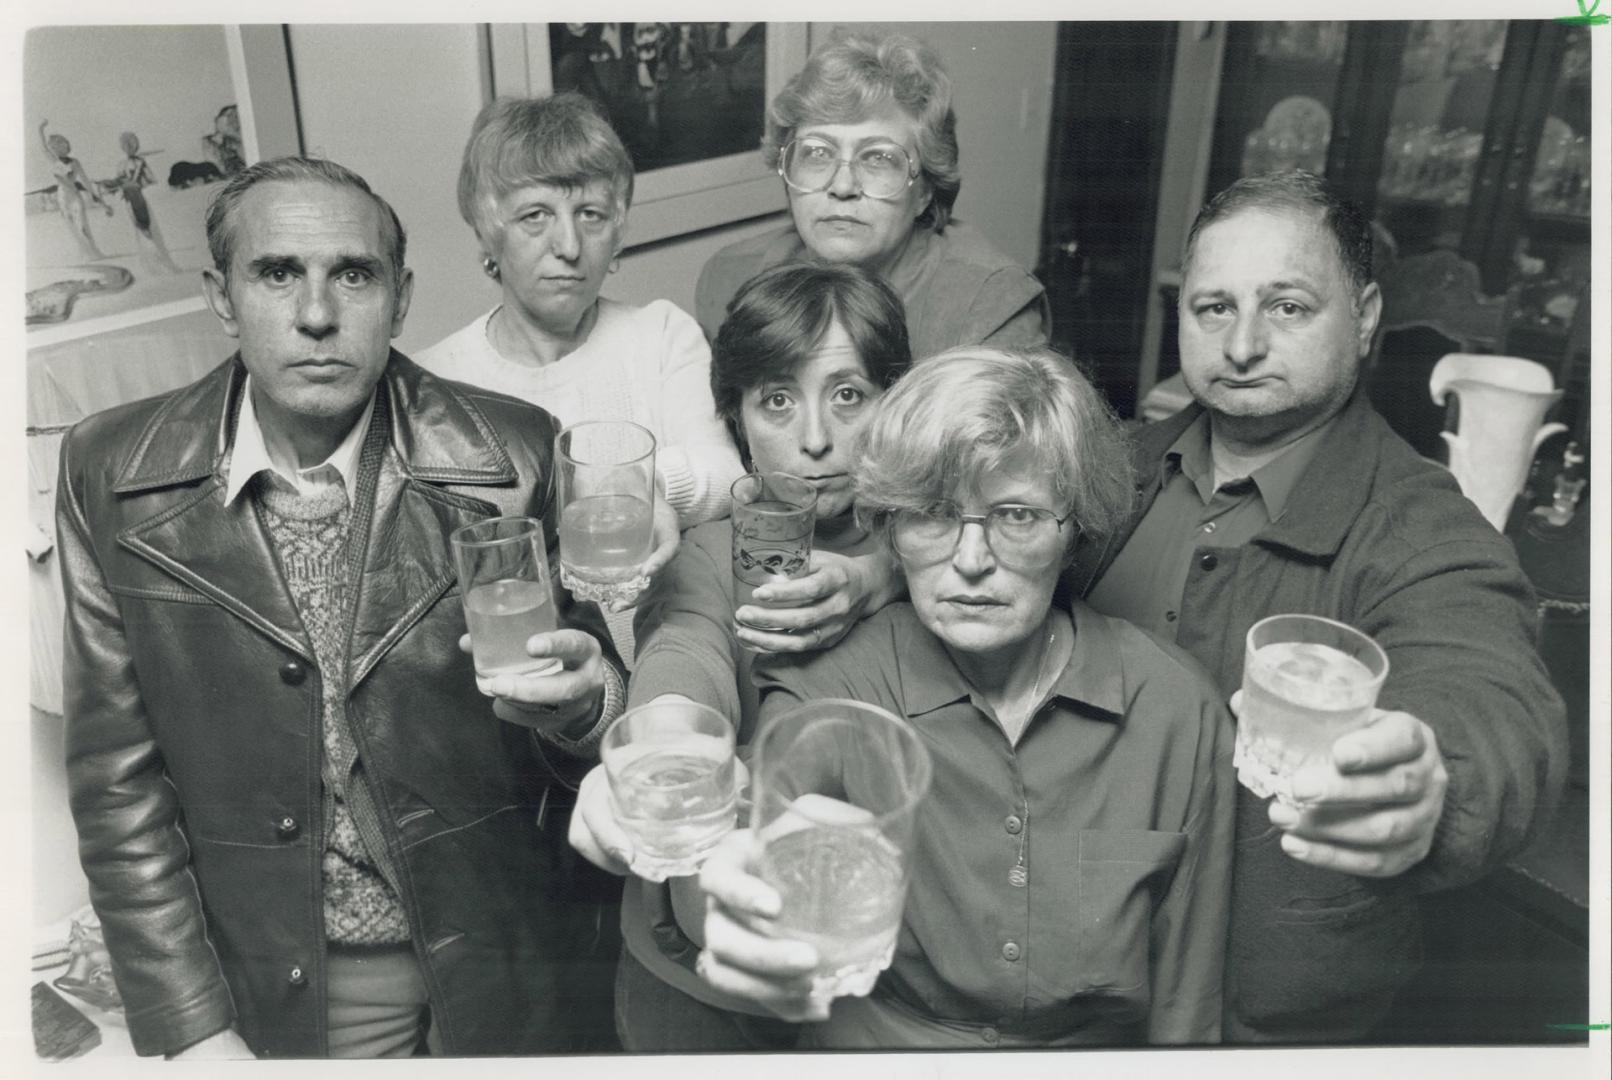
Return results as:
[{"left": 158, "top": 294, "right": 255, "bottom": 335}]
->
[{"left": 289, "top": 21, "right": 1058, "bottom": 354}]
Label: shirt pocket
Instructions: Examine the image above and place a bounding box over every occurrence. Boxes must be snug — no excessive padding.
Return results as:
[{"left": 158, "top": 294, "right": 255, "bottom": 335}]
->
[{"left": 1075, "top": 829, "right": 1188, "bottom": 994}]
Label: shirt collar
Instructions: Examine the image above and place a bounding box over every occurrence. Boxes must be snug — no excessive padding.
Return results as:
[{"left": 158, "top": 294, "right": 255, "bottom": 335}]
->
[
  {"left": 223, "top": 375, "right": 375, "bottom": 505},
  {"left": 1161, "top": 409, "right": 1336, "bottom": 521},
  {"left": 896, "top": 603, "right": 1126, "bottom": 724}
]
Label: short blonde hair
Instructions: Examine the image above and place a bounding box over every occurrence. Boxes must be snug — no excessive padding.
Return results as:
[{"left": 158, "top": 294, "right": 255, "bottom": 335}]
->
[
  {"left": 456, "top": 93, "right": 634, "bottom": 247},
  {"left": 854, "top": 347, "right": 1135, "bottom": 549},
  {"left": 764, "top": 30, "right": 959, "bottom": 233}
]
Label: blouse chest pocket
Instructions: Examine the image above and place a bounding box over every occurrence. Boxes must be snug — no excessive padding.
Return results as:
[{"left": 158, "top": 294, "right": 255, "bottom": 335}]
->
[{"left": 1074, "top": 829, "right": 1187, "bottom": 994}]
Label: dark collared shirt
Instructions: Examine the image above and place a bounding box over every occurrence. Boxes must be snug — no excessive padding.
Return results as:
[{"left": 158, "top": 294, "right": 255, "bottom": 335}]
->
[
  {"left": 1088, "top": 412, "right": 1331, "bottom": 639},
  {"left": 754, "top": 601, "right": 1233, "bottom": 1048}
]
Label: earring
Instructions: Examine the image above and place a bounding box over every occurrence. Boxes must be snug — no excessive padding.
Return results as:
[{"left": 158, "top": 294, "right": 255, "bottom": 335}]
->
[
  {"left": 481, "top": 256, "right": 500, "bottom": 281},
  {"left": 608, "top": 255, "right": 621, "bottom": 275}
]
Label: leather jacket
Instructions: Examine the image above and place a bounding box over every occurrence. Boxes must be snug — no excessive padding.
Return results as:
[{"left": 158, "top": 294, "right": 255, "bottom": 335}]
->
[{"left": 56, "top": 353, "right": 622, "bottom": 1057}]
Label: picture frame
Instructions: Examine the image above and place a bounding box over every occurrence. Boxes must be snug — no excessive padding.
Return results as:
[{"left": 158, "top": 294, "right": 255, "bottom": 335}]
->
[
  {"left": 23, "top": 25, "right": 299, "bottom": 348},
  {"left": 485, "top": 22, "right": 809, "bottom": 249}
]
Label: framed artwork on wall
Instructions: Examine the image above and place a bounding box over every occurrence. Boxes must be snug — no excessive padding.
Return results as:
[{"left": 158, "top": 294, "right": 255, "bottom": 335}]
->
[
  {"left": 22, "top": 24, "right": 298, "bottom": 347},
  {"left": 486, "top": 22, "right": 809, "bottom": 248}
]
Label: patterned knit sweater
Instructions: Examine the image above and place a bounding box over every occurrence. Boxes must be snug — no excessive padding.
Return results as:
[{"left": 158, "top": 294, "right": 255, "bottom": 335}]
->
[{"left": 258, "top": 478, "right": 411, "bottom": 945}]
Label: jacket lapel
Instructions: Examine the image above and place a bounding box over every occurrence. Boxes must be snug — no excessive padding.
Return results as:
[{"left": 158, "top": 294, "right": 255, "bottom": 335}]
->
[
  {"left": 111, "top": 352, "right": 525, "bottom": 683},
  {"left": 115, "top": 358, "right": 312, "bottom": 659},
  {"left": 346, "top": 354, "right": 517, "bottom": 689}
]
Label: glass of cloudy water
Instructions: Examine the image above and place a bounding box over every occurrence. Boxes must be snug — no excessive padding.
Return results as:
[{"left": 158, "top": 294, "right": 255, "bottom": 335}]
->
[
  {"left": 749, "top": 700, "right": 933, "bottom": 1003},
  {"left": 731, "top": 472, "right": 817, "bottom": 616},
  {"left": 602, "top": 700, "right": 738, "bottom": 881},
  {"left": 556, "top": 421, "right": 657, "bottom": 607},
  {"left": 1236, "top": 613, "right": 1390, "bottom": 805},
  {"left": 450, "top": 516, "right": 562, "bottom": 680}
]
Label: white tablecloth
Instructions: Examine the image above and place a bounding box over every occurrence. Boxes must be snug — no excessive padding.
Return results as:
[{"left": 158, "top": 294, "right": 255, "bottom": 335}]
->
[{"left": 28, "top": 308, "right": 232, "bottom": 712}]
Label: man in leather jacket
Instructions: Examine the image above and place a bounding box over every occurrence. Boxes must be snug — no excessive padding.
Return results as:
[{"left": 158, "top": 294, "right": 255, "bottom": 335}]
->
[
  {"left": 55, "top": 157, "right": 641, "bottom": 1057},
  {"left": 1066, "top": 171, "right": 1566, "bottom": 1042}
]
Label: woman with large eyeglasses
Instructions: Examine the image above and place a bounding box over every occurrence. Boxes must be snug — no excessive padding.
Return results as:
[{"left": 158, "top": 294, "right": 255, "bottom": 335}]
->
[
  {"left": 693, "top": 30, "right": 1049, "bottom": 362},
  {"left": 692, "top": 346, "right": 1235, "bottom": 1049}
]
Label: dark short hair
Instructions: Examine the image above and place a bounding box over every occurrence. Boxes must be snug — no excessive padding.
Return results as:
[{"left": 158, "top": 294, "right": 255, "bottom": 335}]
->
[
  {"left": 456, "top": 93, "right": 635, "bottom": 242},
  {"left": 204, "top": 156, "right": 408, "bottom": 288},
  {"left": 711, "top": 262, "right": 912, "bottom": 460},
  {"left": 1184, "top": 170, "right": 1374, "bottom": 294},
  {"left": 764, "top": 30, "right": 960, "bottom": 233}
]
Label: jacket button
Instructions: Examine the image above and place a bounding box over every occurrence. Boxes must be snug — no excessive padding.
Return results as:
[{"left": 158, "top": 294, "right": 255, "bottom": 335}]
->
[
  {"left": 275, "top": 816, "right": 300, "bottom": 840},
  {"left": 1001, "top": 941, "right": 1021, "bottom": 962},
  {"left": 1198, "top": 552, "right": 1219, "bottom": 572},
  {"left": 279, "top": 660, "right": 306, "bottom": 686},
  {"left": 982, "top": 1027, "right": 1000, "bottom": 1045},
  {"left": 1004, "top": 815, "right": 1023, "bottom": 835},
  {"left": 288, "top": 965, "right": 307, "bottom": 987}
]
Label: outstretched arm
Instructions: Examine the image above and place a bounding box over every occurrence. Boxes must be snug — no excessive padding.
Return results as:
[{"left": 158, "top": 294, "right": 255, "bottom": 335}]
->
[{"left": 71, "top": 158, "right": 112, "bottom": 211}]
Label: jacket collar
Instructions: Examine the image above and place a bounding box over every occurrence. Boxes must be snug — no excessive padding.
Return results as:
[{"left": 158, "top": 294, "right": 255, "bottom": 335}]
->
[
  {"left": 113, "top": 350, "right": 517, "bottom": 494},
  {"left": 1131, "top": 387, "right": 1386, "bottom": 560},
  {"left": 897, "top": 604, "right": 1125, "bottom": 724}
]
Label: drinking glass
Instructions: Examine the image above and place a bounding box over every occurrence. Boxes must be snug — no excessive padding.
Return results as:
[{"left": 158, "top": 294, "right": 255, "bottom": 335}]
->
[
  {"left": 602, "top": 700, "right": 738, "bottom": 881},
  {"left": 450, "top": 516, "right": 562, "bottom": 679},
  {"left": 731, "top": 472, "right": 817, "bottom": 614},
  {"left": 555, "top": 421, "right": 657, "bottom": 607},
  {"left": 1235, "top": 613, "right": 1390, "bottom": 806},
  {"left": 749, "top": 699, "right": 933, "bottom": 1002}
]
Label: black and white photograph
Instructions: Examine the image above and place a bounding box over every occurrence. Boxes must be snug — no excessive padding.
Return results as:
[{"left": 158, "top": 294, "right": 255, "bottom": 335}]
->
[{"left": 11, "top": 4, "right": 1606, "bottom": 1078}]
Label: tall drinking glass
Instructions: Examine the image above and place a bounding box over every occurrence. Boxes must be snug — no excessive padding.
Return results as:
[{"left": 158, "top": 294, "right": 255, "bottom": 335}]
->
[
  {"left": 450, "top": 516, "right": 562, "bottom": 679},
  {"left": 749, "top": 699, "right": 932, "bottom": 1002},
  {"left": 1236, "top": 613, "right": 1390, "bottom": 805},
  {"left": 731, "top": 472, "right": 817, "bottom": 614},
  {"left": 602, "top": 700, "right": 739, "bottom": 882},
  {"left": 556, "top": 421, "right": 657, "bottom": 607}
]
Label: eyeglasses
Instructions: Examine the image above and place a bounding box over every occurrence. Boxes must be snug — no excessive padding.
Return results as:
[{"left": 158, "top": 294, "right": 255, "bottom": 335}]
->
[
  {"left": 888, "top": 503, "right": 1076, "bottom": 569},
  {"left": 778, "top": 138, "right": 918, "bottom": 201}
]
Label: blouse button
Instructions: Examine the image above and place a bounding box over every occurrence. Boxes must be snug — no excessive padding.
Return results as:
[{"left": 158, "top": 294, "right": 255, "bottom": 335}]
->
[
  {"left": 1202, "top": 521, "right": 1217, "bottom": 534},
  {"left": 1198, "top": 552, "right": 1219, "bottom": 572},
  {"left": 279, "top": 660, "right": 306, "bottom": 686},
  {"left": 1004, "top": 815, "right": 1023, "bottom": 835},
  {"left": 1001, "top": 941, "right": 1021, "bottom": 962}
]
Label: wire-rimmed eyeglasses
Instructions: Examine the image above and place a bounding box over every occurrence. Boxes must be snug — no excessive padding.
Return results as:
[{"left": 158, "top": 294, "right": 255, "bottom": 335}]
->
[
  {"left": 778, "top": 137, "right": 919, "bottom": 201},
  {"left": 888, "top": 503, "right": 1076, "bottom": 569}
]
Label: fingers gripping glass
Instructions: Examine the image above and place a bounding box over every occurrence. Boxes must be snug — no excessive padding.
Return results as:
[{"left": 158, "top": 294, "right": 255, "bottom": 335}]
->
[
  {"left": 779, "top": 138, "right": 919, "bottom": 201},
  {"left": 889, "top": 504, "right": 1076, "bottom": 568}
]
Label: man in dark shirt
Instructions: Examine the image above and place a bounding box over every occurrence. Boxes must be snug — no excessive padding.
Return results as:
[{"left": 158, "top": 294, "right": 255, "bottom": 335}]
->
[{"left": 1067, "top": 171, "right": 1566, "bottom": 1042}]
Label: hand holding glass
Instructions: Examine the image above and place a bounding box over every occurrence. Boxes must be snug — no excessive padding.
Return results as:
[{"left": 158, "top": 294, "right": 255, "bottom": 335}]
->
[
  {"left": 731, "top": 472, "right": 817, "bottom": 616},
  {"left": 556, "top": 421, "right": 657, "bottom": 607},
  {"left": 748, "top": 700, "right": 932, "bottom": 1002},
  {"left": 1235, "top": 613, "right": 1390, "bottom": 806},
  {"left": 602, "top": 700, "right": 738, "bottom": 882},
  {"left": 450, "top": 516, "right": 562, "bottom": 679}
]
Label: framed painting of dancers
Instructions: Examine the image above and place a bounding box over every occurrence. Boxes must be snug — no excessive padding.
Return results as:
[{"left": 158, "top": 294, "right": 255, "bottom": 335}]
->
[{"left": 23, "top": 24, "right": 297, "bottom": 345}]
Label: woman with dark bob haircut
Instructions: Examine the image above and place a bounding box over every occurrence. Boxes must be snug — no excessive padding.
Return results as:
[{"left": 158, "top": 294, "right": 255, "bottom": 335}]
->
[
  {"left": 694, "top": 30, "right": 1048, "bottom": 360},
  {"left": 569, "top": 262, "right": 913, "bottom": 1051}
]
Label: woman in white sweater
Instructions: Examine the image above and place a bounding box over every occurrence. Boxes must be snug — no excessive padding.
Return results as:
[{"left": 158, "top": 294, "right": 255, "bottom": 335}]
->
[{"left": 418, "top": 93, "right": 742, "bottom": 530}]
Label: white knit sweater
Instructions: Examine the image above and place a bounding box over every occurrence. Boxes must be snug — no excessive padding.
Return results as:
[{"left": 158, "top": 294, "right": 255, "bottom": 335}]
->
[{"left": 416, "top": 297, "right": 743, "bottom": 528}]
